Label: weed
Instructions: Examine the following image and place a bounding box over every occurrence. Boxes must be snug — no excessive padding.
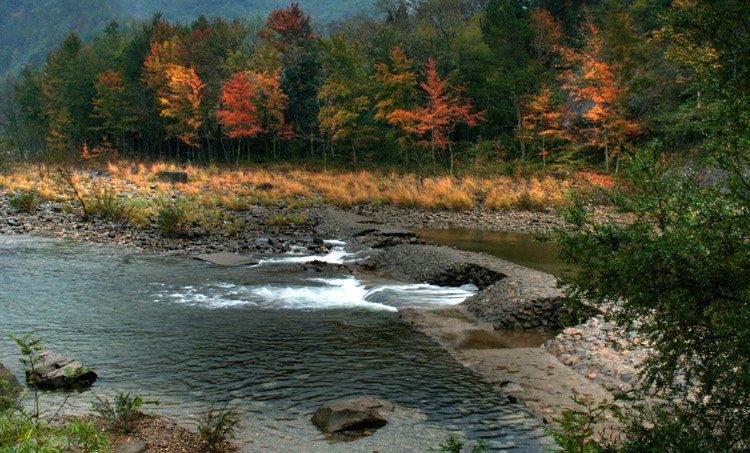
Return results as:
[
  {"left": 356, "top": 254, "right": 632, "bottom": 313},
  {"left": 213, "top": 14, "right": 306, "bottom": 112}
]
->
[
  {"left": 287, "top": 213, "right": 308, "bottom": 225},
  {"left": 197, "top": 403, "right": 240, "bottom": 452},
  {"left": 92, "top": 392, "right": 159, "bottom": 434},
  {"left": 156, "top": 199, "right": 196, "bottom": 237},
  {"left": 429, "top": 434, "right": 486, "bottom": 452},
  {"left": 266, "top": 214, "right": 288, "bottom": 226},
  {"left": 9, "top": 191, "right": 37, "bottom": 212}
]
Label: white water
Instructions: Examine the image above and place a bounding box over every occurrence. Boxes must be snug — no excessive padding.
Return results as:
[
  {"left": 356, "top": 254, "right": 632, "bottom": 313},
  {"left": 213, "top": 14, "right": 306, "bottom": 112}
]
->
[
  {"left": 153, "top": 276, "right": 477, "bottom": 311},
  {"left": 257, "top": 246, "right": 364, "bottom": 265}
]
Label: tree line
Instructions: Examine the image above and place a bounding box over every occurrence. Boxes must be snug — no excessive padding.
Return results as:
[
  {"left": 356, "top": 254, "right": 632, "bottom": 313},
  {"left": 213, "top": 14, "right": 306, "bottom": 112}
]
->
[{"left": 0, "top": 0, "right": 700, "bottom": 172}]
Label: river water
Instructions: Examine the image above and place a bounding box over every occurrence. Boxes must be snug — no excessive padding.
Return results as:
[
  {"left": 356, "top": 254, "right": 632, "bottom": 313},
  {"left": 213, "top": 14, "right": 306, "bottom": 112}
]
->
[
  {"left": 418, "top": 228, "right": 565, "bottom": 276},
  {"left": 0, "top": 235, "right": 551, "bottom": 451}
]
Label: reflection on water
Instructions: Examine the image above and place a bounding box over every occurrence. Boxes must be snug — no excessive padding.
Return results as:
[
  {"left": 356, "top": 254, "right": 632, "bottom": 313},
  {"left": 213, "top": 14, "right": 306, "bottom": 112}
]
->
[
  {"left": 417, "top": 228, "right": 567, "bottom": 276},
  {"left": 0, "top": 235, "right": 549, "bottom": 452}
]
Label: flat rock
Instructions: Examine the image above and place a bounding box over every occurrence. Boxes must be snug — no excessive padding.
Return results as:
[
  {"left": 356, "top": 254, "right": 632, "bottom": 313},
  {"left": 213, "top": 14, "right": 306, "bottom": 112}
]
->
[
  {"left": 311, "top": 396, "right": 394, "bottom": 433},
  {"left": 26, "top": 350, "right": 97, "bottom": 389},
  {"left": 113, "top": 439, "right": 148, "bottom": 453},
  {"left": 194, "top": 252, "right": 258, "bottom": 267}
]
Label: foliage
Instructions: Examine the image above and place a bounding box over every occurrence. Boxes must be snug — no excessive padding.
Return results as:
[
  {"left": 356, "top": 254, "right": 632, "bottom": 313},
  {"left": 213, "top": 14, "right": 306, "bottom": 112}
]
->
[
  {"left": 85, "top": 189, "right": 148, "bottom": 225},
  {"left": 197, "top": 403, "right": 240, "bottom": 452},
  {"left": 92, "top": 392, "right": 158, "bottom": 434},
  {"left": 156, "top": 198, "right": 196, "bottom": 237},
  {"left": 9, "top": 191, "right": 38, "bottom": 212},
  {"left": 2, "top": 333, "right": 110, "bottom": 452},
  {"left": 428, "top": 434, "right": 486, "bottom": 452},
  {"left": 552, "top": 146, "right": 749, "bottom": 449},
  {"left": 545, "top": 396, "right": 615, "bottom": 453}
]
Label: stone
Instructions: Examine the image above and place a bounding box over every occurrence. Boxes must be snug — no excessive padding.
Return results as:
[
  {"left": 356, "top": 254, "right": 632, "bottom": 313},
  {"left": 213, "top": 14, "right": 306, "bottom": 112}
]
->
[
  {"left": 311, "top": 397, "right": 394, "bottom": 433},
  {"left": 113, "top": 439, "right": 148, "bottom": 453},
  {"left": 194, "top": 252, "right": 258, "bottom": 267},
  {"left": 26, "top": 351, "right": 97, "bottom": 389},
  {"left": 0, "top": 362, "right": 22, "bottom": 409},
  {"left": 158, "top": 171, "right": 188, "bottom": 183}
]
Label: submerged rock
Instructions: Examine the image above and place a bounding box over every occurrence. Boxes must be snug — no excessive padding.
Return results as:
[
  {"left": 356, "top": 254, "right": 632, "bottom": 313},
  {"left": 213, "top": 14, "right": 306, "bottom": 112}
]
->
[
  {"left": 311, "top": 396, "right": 395, "bottom": 433},
  {"left": 26, "top": 351, "right": 97, "bottom": 389}
]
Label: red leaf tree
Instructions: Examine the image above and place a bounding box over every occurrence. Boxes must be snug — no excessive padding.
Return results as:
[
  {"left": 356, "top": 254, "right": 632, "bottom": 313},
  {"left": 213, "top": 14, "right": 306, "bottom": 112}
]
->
[
  {"left": 389, "top": 58, "right": 484, "bottom": 175},
  {"left": 217, "top": 69, "right": 292, "bottom": 164}
]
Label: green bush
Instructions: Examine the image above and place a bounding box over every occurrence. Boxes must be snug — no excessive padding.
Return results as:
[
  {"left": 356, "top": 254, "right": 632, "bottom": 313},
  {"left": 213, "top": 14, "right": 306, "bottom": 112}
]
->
[
  {"left": 85, "top": 189, "right": 145, "bottom": 224},
  {"left": 156, "top": 199, "right": 196, "bottom": 237},
  {"left": 92, "top": 392, "right": 158, "bottom": 434},
  {"left": 197, "top": 403, "right": 239, "bottom": 452},
  {"left": 9, "top": 191, "right": 38, "bottom": 212}
]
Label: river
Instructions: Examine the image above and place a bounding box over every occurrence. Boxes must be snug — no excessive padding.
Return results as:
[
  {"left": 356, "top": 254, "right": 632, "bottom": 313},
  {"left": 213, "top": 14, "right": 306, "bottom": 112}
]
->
[{"left": 0, "top": 234, "right": 552, "bottom": 451}]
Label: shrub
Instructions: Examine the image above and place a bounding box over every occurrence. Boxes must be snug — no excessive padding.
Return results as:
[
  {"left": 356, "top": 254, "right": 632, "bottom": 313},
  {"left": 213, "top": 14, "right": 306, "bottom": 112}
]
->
[
  {"left": 92, "top": 392, "right": 158, "bottom": 434},
  {"left": 156, "top": 199, "right": 195, "bottom": 237},
  {"left": 266, "top": 214, "right": 288, "bottom": 226},
  {"left": 3, "top": 333, "right": 110, "bottom": 452},
  {"left": 85, "top": 189, "right": 143, "bottom": 224},
  {"left": 287, "top": 213, "right": 308, "bottom": 225},
  {"left": 9, "top": 191, "right": 37, "bottom": 212},
  {"left": 197, "top": 403, "right": 239, "bottom": 452}
]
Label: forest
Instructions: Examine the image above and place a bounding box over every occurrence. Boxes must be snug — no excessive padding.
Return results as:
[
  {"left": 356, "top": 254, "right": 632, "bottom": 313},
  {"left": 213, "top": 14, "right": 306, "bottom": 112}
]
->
[{"left": 0, "top": 0, "right": 700, "bottom": 175}]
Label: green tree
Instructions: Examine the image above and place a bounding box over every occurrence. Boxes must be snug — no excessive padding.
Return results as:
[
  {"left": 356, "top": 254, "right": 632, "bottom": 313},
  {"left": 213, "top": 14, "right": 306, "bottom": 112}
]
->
[
  {"left": 552, "top": 1, "right": 750, "bottom": 449},
  {"left": 317, "top": 34, "right": 375, "bottom": 166}
]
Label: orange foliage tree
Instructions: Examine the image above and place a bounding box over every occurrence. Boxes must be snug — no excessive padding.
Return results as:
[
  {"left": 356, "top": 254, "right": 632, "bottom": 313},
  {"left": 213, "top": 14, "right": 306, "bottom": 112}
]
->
[
  {"left": 523, "top": 83, "right": 566, "bottom": 167},
  {"left": 389, "top": 58, "right": 484, "bottom": 175},
  {"left": 561, "top": 16, "right": 638, "bottom": 172},
  {"left": 158, "top": 64, "right": 204, "bottom": 149},
  {"left": 217, "top": 69, "right": 292, "bottom": 164},
  {"left": 371, "top": 45, "right": 418, "bottom": 163}
]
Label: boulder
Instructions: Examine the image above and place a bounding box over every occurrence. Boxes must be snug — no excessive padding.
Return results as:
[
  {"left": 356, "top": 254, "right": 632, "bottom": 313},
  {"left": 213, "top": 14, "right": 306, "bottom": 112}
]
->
[
  {"left": 158, "top": 171, "right": 188, "bottom": 183},
  {"left": 311, "top": 397, "right": 394, "bottom": 433},
  {"left": 26, "top": 351, "right": 97, "bottom": 389},
  {"left": 0, "top": 362, "right": 22, "bottom": 409}
]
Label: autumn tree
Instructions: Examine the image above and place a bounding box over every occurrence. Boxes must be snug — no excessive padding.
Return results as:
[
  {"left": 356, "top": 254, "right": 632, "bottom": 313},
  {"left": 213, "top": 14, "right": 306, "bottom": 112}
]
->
[
  {"left": 91, "top": 71, "right": 135, "bottom": 152},
  {"left": 259, "top": 2, "right": 320, "bottom": 146},
  {"left": 158, "top": 64, "right": 204, "bottom": 154},
  {"left": 370, "top": 44, "right": 418, "bottom": 163},
  {"left": 522, "top": 83, "right": 566, "bottom": 167},
  {"left": 389, "top": 58, "right": 484, "bottom": 175},
  {"left": 561, "top": 15, "right": 638, "bottom": 172},
  {"left": 217, "top": 69, "right": 292, "bottom": 164}
]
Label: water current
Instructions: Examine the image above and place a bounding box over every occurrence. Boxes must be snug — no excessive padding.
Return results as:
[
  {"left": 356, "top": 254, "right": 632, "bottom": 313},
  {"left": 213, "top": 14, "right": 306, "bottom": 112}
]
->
[{"left": 0, "top": 235, "right": 551, "bottom": 451}]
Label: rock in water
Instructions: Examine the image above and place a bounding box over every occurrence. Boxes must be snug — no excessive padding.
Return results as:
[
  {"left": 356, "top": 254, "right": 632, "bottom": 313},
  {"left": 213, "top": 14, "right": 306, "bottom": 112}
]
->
[
  {"left": 26, "top": 351, "right": 97, "bottom": 389},
  {"left": 311, "top": 397, "right": 394, "bottom": 433},
  {"left": 0, "top": 362, "right": 22, "bottom": 409}
]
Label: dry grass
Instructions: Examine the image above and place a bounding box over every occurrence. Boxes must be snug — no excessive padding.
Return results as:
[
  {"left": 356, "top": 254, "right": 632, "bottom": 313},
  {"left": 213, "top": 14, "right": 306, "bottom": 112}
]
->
[{"left": 1, "top": 162, "right": 597, "bottom": 219}]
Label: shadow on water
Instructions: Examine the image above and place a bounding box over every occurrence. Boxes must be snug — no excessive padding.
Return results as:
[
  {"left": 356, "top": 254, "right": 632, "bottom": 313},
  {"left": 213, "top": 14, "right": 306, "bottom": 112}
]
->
[{"left": 417, "top": 228, "right": 570, "bottom": 276}]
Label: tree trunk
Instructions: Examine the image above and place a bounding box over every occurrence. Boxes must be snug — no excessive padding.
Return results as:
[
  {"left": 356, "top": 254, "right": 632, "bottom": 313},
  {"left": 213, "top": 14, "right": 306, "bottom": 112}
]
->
[
  {"left": 513, "top": 92, "right": 526, "bottom": 160},
  {"left": 604, "top": 134, "right": 610, "bottom": 172}
]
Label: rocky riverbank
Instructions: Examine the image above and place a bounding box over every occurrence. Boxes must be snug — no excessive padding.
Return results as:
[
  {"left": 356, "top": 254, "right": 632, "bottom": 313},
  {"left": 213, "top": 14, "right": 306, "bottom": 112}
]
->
[{"left": 1, "top": 188, "right": 644, "bottom": 445}]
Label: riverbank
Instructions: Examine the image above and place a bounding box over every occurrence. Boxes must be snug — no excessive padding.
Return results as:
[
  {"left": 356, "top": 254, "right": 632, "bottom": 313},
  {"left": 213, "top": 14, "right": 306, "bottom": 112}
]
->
[{"left": 0, "top": 172, "right": 640, "bottom": 449}]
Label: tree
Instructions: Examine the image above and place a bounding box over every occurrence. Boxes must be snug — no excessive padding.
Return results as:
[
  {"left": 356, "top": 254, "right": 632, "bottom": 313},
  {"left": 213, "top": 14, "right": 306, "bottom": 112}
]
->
[
  {"left": 317, "top": 34, "right": 375, "bottom": 166},
  {"left": 158, "top": 64, "right": 204, "bottom": 150},
  {"left": 552, "top": 1, "right": 750, "bottom": 449},
  {"left": 91, "top": 71, "right": 134, "bottom": 151},
  {"left": 259, "top": 3, "right": 320, "bottom": 152},
  {"left": 560, "top": 16, "right": 638, "bottom": 172},
  {"left": 481, "top": 0, "right": 535, "bottom": 160},
  {"left": 370, "top": 44, "right": 418, "bottom": 163},
  {"left": 389, "top": 58, "right": 484, "bottom": 175},
  {"left": 217, "top": 69, "right": 292, "bottom": 164}
]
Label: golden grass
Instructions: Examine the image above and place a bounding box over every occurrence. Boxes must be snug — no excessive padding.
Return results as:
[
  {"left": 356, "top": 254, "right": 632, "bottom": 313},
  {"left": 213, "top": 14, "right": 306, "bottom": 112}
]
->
[{"left": 1, "top": 162, "right": 593, "bottom": 221}]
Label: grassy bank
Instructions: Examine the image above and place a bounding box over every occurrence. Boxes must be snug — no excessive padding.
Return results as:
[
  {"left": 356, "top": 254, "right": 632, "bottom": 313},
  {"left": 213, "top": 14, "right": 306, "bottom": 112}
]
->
[{"left": 0, "top": 161, "right": 614, "bottom": 230}]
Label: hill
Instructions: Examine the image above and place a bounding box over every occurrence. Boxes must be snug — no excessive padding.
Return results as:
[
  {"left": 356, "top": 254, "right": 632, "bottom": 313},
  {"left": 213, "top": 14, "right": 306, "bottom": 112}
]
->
[{"left": 0, "top": 0, "right": 373, "bottom": 74}]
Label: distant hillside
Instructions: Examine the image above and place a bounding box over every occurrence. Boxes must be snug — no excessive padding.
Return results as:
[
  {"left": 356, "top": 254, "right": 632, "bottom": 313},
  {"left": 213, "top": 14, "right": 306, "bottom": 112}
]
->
[{"left": 0, "top": 0, "right": 373, "bottom": 74}]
